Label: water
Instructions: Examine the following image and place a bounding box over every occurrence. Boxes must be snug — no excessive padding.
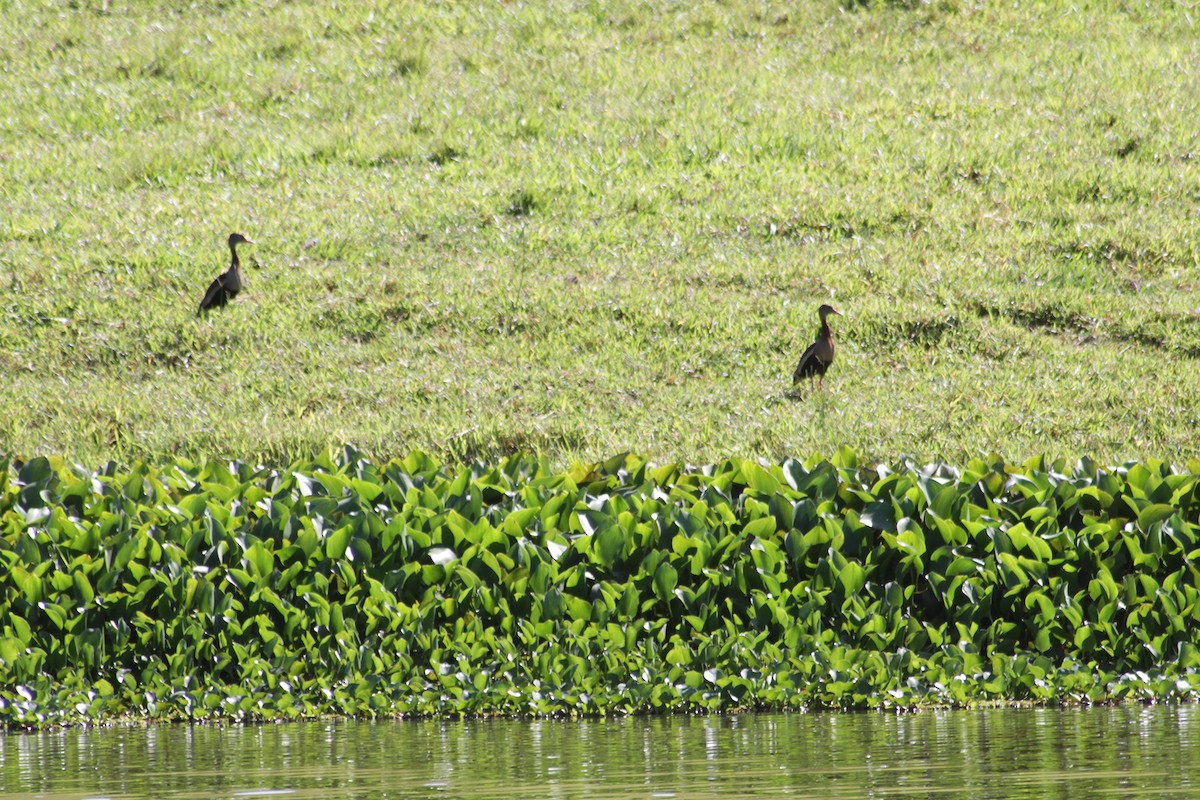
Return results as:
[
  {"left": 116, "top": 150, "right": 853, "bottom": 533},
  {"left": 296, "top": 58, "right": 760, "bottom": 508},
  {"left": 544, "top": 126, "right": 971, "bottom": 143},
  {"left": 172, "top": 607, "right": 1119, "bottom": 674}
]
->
[{"left": 1, "top": 705, "right": 1196, "bottom": 799}]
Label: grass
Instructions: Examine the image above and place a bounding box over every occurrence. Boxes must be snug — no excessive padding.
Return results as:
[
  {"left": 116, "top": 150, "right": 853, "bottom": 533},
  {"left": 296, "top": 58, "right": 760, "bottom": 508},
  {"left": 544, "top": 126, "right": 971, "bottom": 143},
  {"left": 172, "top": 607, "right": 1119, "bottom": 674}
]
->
[{"left": 2, "top": 1, "right": 1199, "bottom": 467}]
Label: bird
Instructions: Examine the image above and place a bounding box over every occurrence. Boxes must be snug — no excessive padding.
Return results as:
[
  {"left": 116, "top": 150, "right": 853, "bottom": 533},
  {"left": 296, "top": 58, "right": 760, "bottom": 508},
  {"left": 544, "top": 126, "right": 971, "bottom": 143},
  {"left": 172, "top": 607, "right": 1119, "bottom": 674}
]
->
[
  {"left": 792, "top": 303, "right": 842, "bottom": 388},
  {"left": 198, "top": 233, "right": 254, "bottom": 313}
]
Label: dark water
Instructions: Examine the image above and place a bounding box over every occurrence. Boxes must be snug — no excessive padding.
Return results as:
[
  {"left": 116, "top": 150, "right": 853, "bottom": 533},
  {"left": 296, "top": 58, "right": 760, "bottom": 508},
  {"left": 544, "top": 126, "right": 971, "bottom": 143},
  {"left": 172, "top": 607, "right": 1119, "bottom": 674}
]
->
[{"left": 1, "top": 705, "right": 1196, "bottom": 799}]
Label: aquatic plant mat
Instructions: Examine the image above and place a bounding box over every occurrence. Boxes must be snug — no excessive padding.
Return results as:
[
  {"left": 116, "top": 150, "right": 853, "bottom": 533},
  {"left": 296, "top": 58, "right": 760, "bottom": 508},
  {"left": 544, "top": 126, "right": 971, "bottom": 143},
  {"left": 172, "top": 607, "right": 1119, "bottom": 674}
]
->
[{"left": 3, "top": 449, "right": 1199, "bottom": 728}]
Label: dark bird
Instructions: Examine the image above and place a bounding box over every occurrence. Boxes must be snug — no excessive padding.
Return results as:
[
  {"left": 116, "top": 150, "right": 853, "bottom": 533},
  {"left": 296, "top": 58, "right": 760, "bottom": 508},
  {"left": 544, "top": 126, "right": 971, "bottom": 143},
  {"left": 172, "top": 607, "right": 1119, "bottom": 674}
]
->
[
  {"left": 792, "top": 303, "right": 842, "bottom": 388},
  {"left": 198, "top": 233, "right": 254, "bottom": 313}
]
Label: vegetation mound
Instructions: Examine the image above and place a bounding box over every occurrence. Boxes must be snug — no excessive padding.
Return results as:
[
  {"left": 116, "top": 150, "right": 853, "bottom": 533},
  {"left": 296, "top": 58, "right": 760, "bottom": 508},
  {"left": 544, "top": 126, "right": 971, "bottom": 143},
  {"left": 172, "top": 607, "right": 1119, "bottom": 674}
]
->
[{"left": 3, "top": 448, "right": 1199, "bottom": 727}]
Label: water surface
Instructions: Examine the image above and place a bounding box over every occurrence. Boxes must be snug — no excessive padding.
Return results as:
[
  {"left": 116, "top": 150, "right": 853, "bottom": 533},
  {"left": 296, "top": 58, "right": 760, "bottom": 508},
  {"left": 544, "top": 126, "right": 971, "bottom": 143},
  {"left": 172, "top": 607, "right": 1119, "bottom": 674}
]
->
[{"left": 1, "top": 705, "right": 1196, "bottom": 799}]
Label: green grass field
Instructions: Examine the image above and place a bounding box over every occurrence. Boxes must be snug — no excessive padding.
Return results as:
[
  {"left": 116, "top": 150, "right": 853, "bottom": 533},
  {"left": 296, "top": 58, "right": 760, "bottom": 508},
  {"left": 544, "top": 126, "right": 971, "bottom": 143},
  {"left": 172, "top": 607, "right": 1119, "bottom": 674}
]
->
[{"left": 3, "top": 1, "right": 1199, "bottom": 468}]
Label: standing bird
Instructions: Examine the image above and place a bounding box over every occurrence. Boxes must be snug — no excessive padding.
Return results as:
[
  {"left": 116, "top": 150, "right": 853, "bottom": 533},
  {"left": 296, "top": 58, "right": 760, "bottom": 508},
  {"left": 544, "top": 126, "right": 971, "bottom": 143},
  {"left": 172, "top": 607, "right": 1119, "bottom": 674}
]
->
[
  {"left": 198, "top": 233, "right": 254, "bottom": 313},
  {"left": 792, "top": 304, "right": 842, "bottom": 388}
]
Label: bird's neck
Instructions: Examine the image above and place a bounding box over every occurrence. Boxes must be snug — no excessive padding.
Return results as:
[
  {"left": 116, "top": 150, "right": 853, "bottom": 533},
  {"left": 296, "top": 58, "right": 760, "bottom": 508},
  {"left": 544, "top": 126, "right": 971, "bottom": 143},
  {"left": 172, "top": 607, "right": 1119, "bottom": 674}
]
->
[{"left": 229, "top": 244, "right": 241, "bottom": 271}]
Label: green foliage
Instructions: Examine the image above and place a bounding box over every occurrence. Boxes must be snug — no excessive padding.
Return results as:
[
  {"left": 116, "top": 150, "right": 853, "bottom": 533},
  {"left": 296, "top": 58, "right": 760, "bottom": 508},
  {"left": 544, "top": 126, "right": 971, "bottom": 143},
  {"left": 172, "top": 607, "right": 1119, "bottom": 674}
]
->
[{"left": 3, "top": 448, "right": 1200, "bottom": 727}]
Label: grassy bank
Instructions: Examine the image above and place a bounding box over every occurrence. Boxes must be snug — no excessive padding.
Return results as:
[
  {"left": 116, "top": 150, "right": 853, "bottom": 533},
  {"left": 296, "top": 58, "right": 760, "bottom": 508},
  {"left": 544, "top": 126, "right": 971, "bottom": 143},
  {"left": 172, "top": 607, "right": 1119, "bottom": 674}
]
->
[
  {"left": 2, "top": 1, "right": 1200, "bottom": 466},
  {"left": 3, "top": 450, "right": 1199, "bottom": 727}
]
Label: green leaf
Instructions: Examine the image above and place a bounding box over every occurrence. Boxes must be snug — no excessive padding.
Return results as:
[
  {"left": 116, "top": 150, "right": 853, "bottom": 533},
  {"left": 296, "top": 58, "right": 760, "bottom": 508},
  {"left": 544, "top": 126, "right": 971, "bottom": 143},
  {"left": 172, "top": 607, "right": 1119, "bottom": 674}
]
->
[
  {"left": 997, "top": 552, "right": 1028, "bottom": 590},
  {"left": 742, "top": 462, "right": 781, "bottom": 495},
  {"left": 0, "top": 638, "right": 24, "bottom": 665},
  {"left": 566, "top": 594, "right": 593, "bottom": 622},
  {"left": 593, "top": 523, "right": 625, "bottom": 568},
  {"left": 73, "top": 571, "right": 95, "bottom": 605},
  {"left": 742, "top": 516, "right": 777, "bottom": 539},
  {"left": 246, "top": 541, "right": 274, "bottom": 579},
  {"left": 1024, "top": 590, "right": 1054, "bottom": 621},
  {"left": 895, "top": 528, "right": 926, "bottom": 557},
  {"left": 665, "top": 641, "right": 692, "bottom": 666},
  {"left": 349, "top": 537, "right": 373, "bottom": 564},
  {"left": 929, "top": 484, "right": 958, "bottom": 519},
  {"left": 1074, "top": 625, "right": 1094, "bottom": 650},
  {"left": 11, "top": 566, "right": 44, "bottom": 604},
  {"left": 838, "top": 561, "right": 866, "bottom": 595},
  {"left": 39, "top": 601, "right": 68, "bottom": 630},
  {"left": 1138, "top": 503, "right": 1177, "bottom": 530},
  {"left": 6, "top": 614, "right": 32, "bottom": 644},
  {"left": 17, "top": 456, "right": 53, "bottom": 486},
  {"left": 542, "top": 588, "right": 565, "bottom": 620},
  {"left": 860, "top": 501, "right": 896, "bottom": 533},
  {"left": 653, "top": 562, "right": 679, "bottom": 601},
  {"left": 325, "top": 524, "right": 354, "bottom": 560}
]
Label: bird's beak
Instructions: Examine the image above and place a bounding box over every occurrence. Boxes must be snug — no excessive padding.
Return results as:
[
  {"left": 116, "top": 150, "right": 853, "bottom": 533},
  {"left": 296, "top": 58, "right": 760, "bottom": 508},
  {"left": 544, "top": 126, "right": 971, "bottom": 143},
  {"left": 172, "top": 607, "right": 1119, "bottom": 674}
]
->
[{"left": 244, "top": 238, "right": 256, "bottom": 245}]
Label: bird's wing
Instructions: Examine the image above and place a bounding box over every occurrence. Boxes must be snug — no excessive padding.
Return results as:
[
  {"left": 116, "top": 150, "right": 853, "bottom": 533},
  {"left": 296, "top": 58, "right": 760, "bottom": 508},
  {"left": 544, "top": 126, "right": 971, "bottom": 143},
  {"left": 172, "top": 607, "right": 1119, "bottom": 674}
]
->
[
  {"left": 198, "top": 276, "right": 228, "bottom": 313},
  {"left": 792, "top": 342, "right": 821, "bottom": 383}
]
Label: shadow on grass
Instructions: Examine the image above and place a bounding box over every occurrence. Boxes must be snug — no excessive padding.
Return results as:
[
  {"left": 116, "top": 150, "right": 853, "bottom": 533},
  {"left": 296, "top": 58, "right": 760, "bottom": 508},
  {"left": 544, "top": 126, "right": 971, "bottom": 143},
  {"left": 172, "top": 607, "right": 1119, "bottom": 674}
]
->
[{"left": 442, "top": 425, "right": 589, "bottom": 464}]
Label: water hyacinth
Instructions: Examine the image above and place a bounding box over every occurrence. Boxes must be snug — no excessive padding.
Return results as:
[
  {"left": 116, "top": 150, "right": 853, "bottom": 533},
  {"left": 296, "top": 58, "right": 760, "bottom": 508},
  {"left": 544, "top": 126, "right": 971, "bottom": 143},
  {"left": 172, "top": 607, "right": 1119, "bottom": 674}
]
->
[{"left": 2, "top": 448, "right": 1200, "bottom": 728}]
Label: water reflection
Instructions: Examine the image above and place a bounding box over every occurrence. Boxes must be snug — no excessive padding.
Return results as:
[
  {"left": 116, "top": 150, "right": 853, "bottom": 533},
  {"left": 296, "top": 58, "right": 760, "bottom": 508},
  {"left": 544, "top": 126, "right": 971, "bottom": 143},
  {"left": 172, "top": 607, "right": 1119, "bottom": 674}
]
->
[{"left": 0, "top": 705, "right": 1196, "bottom": 799}]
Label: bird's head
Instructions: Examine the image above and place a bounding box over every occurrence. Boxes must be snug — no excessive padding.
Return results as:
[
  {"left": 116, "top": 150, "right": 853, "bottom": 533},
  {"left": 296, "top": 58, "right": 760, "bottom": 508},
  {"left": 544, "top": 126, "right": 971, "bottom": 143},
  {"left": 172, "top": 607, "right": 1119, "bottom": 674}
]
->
[
  {"left": 818, "top": 303, "right": 842, "bottom": 321},
  {"left": 228, "top": 232, "right": 254, "bottom": 248}
]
